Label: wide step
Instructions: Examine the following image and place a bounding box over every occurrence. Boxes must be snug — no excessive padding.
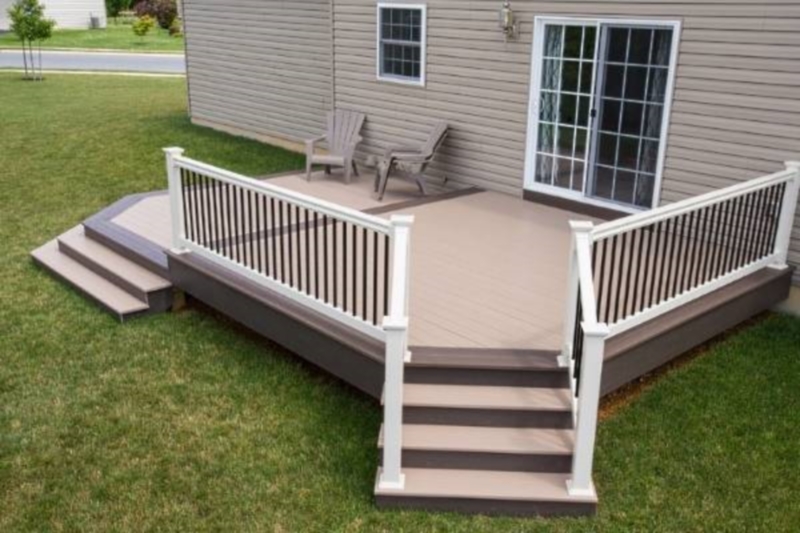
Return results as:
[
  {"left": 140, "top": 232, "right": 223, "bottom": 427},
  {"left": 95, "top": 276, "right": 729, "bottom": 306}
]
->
[
  {"left": 406, "top": 347, "right": 568, "bottom": 388},
  {"left": 379, "top": 425, "right": 573, "bottom": 472},
  {"left": 402, "top": 384, "right": 573, "bottom": 428},
  {"left": 375, "top": 468, "right": 596, "bottom": 516},
  {"left": 31, "top": 239, "right": 149, "bottom": 321},
  {"left": 57, "top": 225, "right": 170, "bottom": 303}
]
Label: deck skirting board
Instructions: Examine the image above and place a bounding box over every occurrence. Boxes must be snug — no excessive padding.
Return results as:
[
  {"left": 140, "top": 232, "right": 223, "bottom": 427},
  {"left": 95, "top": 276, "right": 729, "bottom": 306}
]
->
[
  {"left": 167, "top": 250, "right": 385, "bottom": 399},
  {"left": 602, "top": 266, "right": 793, "bottom": 396}
]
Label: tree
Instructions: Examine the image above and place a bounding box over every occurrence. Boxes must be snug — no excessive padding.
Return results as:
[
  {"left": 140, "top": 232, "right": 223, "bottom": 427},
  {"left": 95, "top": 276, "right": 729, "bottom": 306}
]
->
[
  {"left": 6, "top": 0, "right": 55, "bottom": 81},
  {"left": 105, "top": 0, "right": 131, "bottom": 22}
]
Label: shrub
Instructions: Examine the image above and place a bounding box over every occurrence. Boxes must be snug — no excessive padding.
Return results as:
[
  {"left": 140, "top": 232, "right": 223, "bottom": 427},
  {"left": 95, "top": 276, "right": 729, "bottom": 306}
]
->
[
  {"left": 132, "top": 14, "right": 155, "bottom": 38},
  {"left": 133, "top": 0, "right": 176, "bottom": 29},
  {"left": 168, "top": 17, "right": 182, "bottom": 37},
  {"left": 105, "top": 0, "right": 130, "bottom": 19}
]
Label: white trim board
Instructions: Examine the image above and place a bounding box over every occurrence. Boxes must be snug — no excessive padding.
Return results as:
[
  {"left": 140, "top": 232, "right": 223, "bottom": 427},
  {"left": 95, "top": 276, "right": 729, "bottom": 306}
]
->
[
  {"left": 523, "top": 16, "right": 682, "bottom": 213},
  {"left": 375, "top": 3, "right": 427, "bottom": 87}
]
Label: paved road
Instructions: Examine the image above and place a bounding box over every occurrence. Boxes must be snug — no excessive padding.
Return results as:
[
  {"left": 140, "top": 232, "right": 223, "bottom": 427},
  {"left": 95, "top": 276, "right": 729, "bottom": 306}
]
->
[{"left": 0, "top": 50, "right": 185, "bottom": 74}]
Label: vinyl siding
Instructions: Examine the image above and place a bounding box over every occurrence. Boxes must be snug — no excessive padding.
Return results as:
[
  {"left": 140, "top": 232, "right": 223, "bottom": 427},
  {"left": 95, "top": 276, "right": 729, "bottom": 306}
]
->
[
  {"left": 182, "top": 0, "right": 332, "bottom": 143},
  {"left": 0, "top": 0, "right": 106, "bottom": 29},
  {"left": 331, "top": 0, "right": 800, "bottom": 283},
  {"left": 182, "top": 0, "right": 800, "bottom": 283}
]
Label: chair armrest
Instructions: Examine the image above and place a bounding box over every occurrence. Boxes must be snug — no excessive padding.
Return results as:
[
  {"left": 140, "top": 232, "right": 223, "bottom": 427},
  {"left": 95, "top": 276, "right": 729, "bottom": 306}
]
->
[
  {"left": 305, "top": 134, "right": 327, "bottom": 149},
  {"left": 383, "top": 144, "right": 421, "bottom": 158}
]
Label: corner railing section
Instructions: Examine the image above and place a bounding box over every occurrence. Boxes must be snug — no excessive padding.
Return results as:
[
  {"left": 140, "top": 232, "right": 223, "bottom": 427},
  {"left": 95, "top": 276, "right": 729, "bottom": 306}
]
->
[
  {"left": 561, "top": 161, "right": 800, "bottom": 498},
  {"left": 164, "top": 148, "right": 413, "bottom": 490}
]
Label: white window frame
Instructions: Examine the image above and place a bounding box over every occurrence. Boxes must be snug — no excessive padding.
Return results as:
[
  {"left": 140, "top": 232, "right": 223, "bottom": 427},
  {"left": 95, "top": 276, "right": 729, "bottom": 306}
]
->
[
  {"left": 376, "top": 3, "right": 427, "bottom": 87},
  {"left": 522, "top": 16, "right": 682, "bottom": 213}
]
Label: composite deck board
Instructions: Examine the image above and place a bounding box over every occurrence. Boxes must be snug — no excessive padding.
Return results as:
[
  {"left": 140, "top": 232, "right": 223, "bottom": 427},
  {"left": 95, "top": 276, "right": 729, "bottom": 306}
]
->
[{"left": 111, "top": 172, "right": 595, "bottom": 349}]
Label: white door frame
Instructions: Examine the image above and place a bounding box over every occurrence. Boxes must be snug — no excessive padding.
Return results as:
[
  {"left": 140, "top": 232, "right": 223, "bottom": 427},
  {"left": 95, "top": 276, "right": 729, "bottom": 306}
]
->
[{"left": 522, "top": 16, "right": 682, "bottom": 213}]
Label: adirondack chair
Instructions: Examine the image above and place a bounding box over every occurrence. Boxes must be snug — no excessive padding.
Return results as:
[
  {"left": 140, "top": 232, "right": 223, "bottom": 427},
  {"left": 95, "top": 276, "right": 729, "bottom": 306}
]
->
[
  {"left": 305, "top": 109, "right": 366, "bottom": 184},
  {"left": 374, "top": 121, "right": 449, "bottom": 201}
]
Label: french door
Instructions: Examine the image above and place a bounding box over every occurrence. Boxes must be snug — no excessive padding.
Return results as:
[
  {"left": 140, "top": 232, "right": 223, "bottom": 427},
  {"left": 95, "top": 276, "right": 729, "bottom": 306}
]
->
[{"left": 525, "top": 18, "right": 678, "bottom": 210}]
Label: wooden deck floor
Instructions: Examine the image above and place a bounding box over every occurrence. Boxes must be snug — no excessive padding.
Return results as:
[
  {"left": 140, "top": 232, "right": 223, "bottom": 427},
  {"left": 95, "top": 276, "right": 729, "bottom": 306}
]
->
[{"left": 111, "top": 171, "right": 596, "bottom": 350}]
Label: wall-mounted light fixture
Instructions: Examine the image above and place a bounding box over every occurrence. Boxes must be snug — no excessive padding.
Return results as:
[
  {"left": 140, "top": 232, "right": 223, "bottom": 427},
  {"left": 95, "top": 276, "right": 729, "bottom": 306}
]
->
[{"left": 498, "top": 1, "right": 518, "bottom": 41}]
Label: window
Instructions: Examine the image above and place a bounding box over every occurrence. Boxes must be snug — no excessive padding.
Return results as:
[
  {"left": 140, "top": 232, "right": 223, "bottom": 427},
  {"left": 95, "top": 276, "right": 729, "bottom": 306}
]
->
[
  {"left": 526, "top": 18, "right": 679, "bottom": 210},
  {"left": 377, "top": 4, "right": 426, "bottom": 85}
]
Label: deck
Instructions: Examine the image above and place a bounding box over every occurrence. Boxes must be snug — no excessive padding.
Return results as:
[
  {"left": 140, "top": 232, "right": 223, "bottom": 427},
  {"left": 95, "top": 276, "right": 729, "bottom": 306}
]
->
[{"left": 110, "top": 170, "right": 595, "bottom": 350}]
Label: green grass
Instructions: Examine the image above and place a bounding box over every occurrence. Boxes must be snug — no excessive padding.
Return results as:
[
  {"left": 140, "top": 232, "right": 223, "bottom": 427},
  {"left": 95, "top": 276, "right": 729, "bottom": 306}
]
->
[
  {"left": 0, "top": 24, "right": 184, "bottom": 53},
  {"left": 1, "top": 72, "right": 800, "bottom": 531}
]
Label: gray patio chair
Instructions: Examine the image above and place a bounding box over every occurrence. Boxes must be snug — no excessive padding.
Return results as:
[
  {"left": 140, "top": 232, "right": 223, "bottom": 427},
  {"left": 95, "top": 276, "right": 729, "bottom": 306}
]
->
[
  {"left": 305, "top": 109, "right": 366, "bottom": 184},
  {"left": 374, "top": 121, "right": 449, "bottom": 201}
]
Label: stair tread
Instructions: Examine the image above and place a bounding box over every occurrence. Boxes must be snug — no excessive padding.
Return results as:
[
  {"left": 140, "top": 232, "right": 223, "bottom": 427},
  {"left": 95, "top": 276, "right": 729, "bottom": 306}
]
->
[
  {"left": 31, "top": 239, "right": 149, "bottom": 315},
  {"left": 376, "top": 468, "right": 596, "bottom": 503},
  {"left": 403, "top": 384, "right": 572, "bottom": 411},
  {"left": 58, "top": 225, "right": 170, "bottom": 292},
  {"left": 379, "top": 425, "right": 573, "bottom": 455},
  {"left": 408, "top": 346, "right": 562, "bottom": 370}
]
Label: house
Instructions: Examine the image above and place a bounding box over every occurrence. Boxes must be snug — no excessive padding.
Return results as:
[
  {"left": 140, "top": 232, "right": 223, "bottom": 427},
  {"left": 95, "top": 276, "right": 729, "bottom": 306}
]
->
[
  {"left": 31, "top": 0, "right": 800, "bottom": 519},
  {"left": 0, "top": 0, "right": 106, "bottom": 31}
]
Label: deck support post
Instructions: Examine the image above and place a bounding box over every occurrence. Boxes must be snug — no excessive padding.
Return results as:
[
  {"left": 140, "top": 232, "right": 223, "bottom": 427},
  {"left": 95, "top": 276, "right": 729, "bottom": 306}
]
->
[
  {"left": 559, "top": 221, "right": 594, "bottom": 368},
  {"left": 164, "top": 147, "right": 186, "bottom": 252},
  {"left": 773, "top": 161, "right": 800, "bottom": 269},
  {"left": 378, "top": 214, "right": 414, "bottom": 491},
  {"left": 567, "top": 322, "right": 609, "bottom": 498}
]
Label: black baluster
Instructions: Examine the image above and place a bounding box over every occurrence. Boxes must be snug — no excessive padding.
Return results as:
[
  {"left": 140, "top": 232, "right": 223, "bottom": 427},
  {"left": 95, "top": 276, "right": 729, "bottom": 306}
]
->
[{"left": 373, "top": 231, "right": 379, "bottom": 325}]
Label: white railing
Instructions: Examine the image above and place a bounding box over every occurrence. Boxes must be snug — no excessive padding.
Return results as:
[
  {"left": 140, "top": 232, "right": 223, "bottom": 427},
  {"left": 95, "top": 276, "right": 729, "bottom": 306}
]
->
[
  {"left": 561, "top": 161, "right": 800, "bottom": 497},
  {"left": 164, "top": 147, "right": 413, "bottom": 490}
]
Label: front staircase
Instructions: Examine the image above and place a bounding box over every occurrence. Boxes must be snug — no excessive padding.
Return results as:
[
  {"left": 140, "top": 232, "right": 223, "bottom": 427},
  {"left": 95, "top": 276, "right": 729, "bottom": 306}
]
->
[
  {"left": 31, "top": 225, "right": 173, "bottom": 321},
  {"left": 375, "top": 348, "right": 597, "bottom": 516}
]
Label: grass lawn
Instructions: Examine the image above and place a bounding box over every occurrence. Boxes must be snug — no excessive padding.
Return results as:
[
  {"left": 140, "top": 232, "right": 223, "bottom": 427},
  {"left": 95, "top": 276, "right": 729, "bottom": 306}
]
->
[
  {"left": 1, "top": 72, "right": 800, "bottom": 531},
  {"left": 0, "top": 24, "right": 184, "bottom": 53}
]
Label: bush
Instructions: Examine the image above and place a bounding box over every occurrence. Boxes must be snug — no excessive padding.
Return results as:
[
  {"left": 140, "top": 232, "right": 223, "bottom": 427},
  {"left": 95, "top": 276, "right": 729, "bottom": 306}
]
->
[
  {"left": 105, "top": 0, "right": 130, "bottom": 19},
  {"left": 133, "top": 0, "right": 176, "bottom": 29},
  {"left": 168, "top": 17, "right": 182, "bottom": 37},
  {"left": 132, "top": 14, "right": 155, "bottom": 38}
]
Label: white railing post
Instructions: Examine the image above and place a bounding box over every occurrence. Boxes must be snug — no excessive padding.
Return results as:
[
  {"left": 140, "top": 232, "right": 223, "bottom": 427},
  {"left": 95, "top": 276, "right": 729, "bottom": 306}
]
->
[
  {"left": 378, "top": 214, "right": 414, "bottom": 491},
  {"left": 164, "top": 147, "right": 186, "bottom": 251},
  {"left": 567, "top": 322, "right": 610, "bottom": 498},
  {"left": 559, "top": 221, "right": 594, "bottom": 368},
  {"left": 773, "top": 161, "right": 800, "bottom": 269}
]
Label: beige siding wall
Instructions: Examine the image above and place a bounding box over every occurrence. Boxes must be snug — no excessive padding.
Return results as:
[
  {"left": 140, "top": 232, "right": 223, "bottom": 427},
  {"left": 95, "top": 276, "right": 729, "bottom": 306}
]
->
[
  {"left": 183, "top": 0, "right": 332, "bottom": 144},
  {"left": 182, "top": 0, "right": 800, "bottom": 283},
  {"left": 332, "top": 0, "right": 800, "bottom": 282}
]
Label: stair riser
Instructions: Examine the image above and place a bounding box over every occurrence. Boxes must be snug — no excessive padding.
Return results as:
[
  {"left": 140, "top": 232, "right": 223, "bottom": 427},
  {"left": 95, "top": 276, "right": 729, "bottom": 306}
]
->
[
  {"left": 405, "top": 367, "right": 570, "bottom": 388},
  {"left": 83, "top": 223, "right": 169, "bottom": 278},
  {"left": 404, "top": 407, "right": 573, "bottom": 429},
  {"left": 375, "top": 495, "right": 595, "bottom": 517},
  {"left": 59, "top": 239, "right": 149, "bottom": 302},
  {"left": 380, "top": 449, "right": 572, "bottom": 473}
]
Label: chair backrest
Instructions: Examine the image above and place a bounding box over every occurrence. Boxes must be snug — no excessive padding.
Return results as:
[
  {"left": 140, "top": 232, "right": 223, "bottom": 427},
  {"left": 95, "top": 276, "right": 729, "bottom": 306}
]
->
[
  {"left": 420, "top": 121, "right": 449, "bottom": 160},
  {"left": 327, "top": 109, "right": 366, "bottom": 155}
]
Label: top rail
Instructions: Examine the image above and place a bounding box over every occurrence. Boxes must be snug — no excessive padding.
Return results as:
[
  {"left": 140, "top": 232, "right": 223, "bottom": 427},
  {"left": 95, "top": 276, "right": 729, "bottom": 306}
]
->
[
  {"left": 592, "top": 168, "right": 796, "bottom": 240},
  {"left": 175, "top": 156, "right": 393, "bottom": 235}
]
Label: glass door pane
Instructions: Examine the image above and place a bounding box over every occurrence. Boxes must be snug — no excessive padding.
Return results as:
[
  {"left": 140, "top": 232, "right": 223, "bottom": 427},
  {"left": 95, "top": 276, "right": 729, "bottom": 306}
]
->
[
  {"left": 534, "top": 23, "right": 597, "bottom": 193},
  {"left": 588, "top": 26, "right": 673, "bottom": 208}
]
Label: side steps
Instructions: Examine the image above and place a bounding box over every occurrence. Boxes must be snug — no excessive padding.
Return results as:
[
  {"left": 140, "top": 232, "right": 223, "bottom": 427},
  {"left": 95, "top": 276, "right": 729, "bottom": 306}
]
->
[{"left": 31, "top": 225, "right": 173, "bottom": 322}]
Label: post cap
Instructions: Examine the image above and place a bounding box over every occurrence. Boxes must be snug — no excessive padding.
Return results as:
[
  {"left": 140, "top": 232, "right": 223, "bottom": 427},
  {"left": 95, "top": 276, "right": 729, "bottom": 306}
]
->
[
  {"left": 382, "top": 315, "right": 409, "bottom": 331},
  {"left": 581, "top": 321, "right": 611, "bottom": 338},
  {"left": 569, "top": 220, "right": 595, "bottom": 232},
  {"left": 389, "top": 214, "right": 415, "bottom": 227},
  {"left": 163, "top": 147, "right": 185, "bottom": 156},
  {"left": 785, "top": 161, "right": 800, "bottom": 172}
]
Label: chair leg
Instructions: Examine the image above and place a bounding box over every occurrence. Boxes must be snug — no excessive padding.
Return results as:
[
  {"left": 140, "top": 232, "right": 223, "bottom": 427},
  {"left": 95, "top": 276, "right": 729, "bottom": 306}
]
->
[
  {"left": 306, "top": 158, "right": 313, "bottom": 181},
  {"left": 378, "top": 164, "right": 391, "bottom": 201},
  {"left": 414, "top": 174, "right": 427, "bottom": 196},
  {"left": 344, "top": 160, "right": 352, "bottom": 184},
  {"left": 325, "top": 165, "right": 331, "bottom": 175},
  {"left": 352, "top": 160, "right": 360, "bottom": 177}
]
